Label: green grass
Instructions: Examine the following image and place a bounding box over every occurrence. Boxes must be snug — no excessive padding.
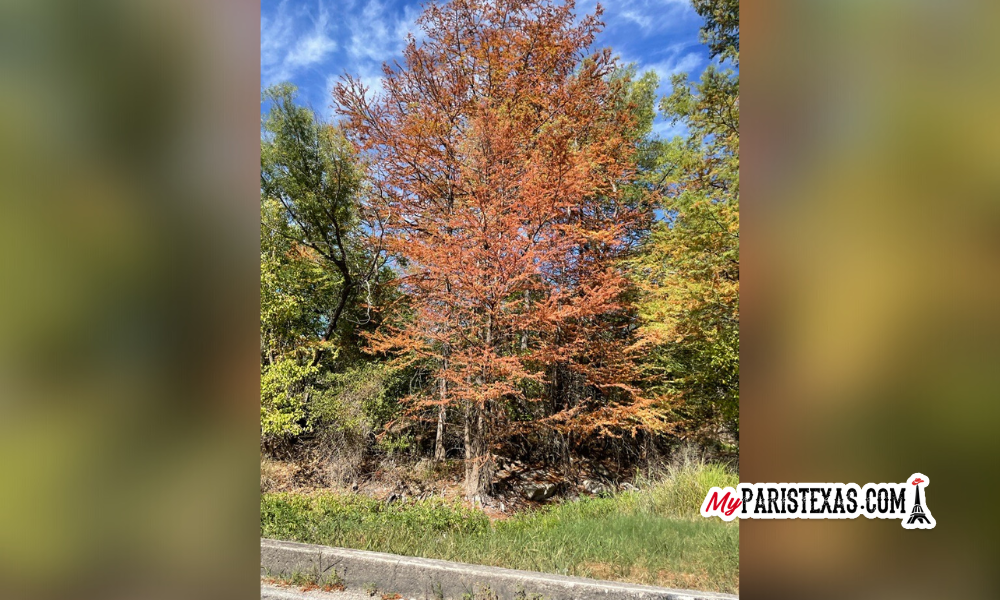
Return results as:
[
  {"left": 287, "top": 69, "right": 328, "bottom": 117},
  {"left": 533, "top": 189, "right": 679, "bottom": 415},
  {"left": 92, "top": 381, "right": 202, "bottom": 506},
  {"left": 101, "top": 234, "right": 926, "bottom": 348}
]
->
[{"left": 261, "top": 462, "right": 738, "bottom": 594}]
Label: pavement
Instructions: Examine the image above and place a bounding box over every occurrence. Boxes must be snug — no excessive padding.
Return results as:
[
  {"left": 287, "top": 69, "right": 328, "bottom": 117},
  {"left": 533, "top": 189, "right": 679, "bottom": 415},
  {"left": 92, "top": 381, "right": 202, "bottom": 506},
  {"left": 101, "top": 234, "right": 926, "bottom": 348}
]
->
[{"left": 261, "top": 582, "right": 374, "bottom": 600}]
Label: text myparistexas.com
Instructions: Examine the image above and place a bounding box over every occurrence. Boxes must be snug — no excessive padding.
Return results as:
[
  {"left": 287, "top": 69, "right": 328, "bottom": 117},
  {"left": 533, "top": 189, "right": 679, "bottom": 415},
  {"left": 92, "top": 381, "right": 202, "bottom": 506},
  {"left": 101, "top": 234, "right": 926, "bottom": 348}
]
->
[{"left": 701, "top": 473, "right": 935, "bottom": 529}]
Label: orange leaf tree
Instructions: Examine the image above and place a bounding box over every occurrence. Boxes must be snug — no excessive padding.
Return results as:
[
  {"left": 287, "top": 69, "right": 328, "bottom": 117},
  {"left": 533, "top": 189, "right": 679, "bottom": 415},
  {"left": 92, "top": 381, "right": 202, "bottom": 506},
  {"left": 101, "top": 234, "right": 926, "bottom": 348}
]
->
[{"left": 335, "top": 0, "right": 663, "bottom": 499}]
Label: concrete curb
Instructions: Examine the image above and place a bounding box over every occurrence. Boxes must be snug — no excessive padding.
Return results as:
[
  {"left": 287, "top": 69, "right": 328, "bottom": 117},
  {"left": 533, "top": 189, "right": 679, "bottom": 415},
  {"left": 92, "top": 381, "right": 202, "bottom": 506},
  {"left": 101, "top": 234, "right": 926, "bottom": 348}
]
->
[
  {"left": 261, "top": 582, "right": 370, "bottom": 599},
  {"left": 261, "top": 538, "right": 738, "bottom": 600}
]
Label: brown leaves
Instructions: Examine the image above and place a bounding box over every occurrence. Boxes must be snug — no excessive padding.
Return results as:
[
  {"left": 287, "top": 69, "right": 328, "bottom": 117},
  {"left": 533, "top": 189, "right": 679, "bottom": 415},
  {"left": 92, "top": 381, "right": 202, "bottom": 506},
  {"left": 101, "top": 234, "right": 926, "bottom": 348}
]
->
[{"left": 334, "top": 0, "right": 656, "bottom": 443}]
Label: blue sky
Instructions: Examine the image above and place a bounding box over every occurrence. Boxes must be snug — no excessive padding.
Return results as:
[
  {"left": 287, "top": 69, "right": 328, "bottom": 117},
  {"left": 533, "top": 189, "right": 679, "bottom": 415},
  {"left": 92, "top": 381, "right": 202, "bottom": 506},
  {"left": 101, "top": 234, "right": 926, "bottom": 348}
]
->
[{"left": 261, "top": 0, "right": 708, "bottom": 138}]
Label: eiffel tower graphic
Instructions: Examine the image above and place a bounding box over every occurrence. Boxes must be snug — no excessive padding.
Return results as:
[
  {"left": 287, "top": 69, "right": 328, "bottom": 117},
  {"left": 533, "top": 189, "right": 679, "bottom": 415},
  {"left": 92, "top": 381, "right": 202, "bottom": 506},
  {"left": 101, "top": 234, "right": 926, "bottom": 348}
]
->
[{"left": 906, "top": 478, "right": 931, "bottom": 526}]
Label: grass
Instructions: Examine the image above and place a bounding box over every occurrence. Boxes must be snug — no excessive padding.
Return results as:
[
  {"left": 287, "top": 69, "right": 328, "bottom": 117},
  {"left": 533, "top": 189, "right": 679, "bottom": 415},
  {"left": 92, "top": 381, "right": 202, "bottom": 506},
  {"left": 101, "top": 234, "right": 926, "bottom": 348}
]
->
[
  {"left": 262, "top": 567, "right": 345, "bottom": 593},
  {"left": 261, "top": 461, "right": 738, "bottom": 594}
]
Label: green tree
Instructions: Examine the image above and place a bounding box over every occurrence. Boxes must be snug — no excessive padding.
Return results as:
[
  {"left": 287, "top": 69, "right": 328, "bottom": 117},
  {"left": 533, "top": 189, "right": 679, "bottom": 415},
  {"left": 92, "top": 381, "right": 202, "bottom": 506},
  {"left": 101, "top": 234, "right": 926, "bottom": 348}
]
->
[
  {"left": 260, "top": 193, "right": 323, "bottom": 441},
  {"left": 692, "top": 0, "right": 739, "bottom": 65},
  {"left": 260, "top": 84, "right": 390, "bottom": 448},
  {"left": 631, "top": 0, "right": 739, "bottom": 443}
]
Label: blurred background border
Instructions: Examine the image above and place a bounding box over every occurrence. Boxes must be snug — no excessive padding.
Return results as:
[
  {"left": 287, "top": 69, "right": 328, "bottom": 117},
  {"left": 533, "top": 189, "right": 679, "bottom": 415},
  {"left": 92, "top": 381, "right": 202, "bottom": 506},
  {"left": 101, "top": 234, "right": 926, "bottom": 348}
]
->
[
  {"left": 741, "top": 0, "right": 1000, "bottom": 598},
  {"left": 1, "top": 0, "right": 998, "bottom": 598},
  {"left": 0, "top": 0, "right": 260, "bottom": 599}
]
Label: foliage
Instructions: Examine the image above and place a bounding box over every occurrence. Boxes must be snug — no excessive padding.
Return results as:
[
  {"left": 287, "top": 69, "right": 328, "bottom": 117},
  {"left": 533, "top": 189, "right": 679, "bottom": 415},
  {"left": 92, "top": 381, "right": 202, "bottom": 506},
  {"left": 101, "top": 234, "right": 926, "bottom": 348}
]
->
[
  {"left": 630, "top": 0, "right": 739, "bottom": 440},
  {"left": 261, "top": 83, "right": 367, "bottom": 362},
  {"left": 258, "top": 0, "right": 740, "bottom": 491},
  {"left": 335, "top": 0, "right": 664, "bottom": 497},
  {"left": 260, "top": 357, "right": 317, "bottom": 440},
  {"left": 692, "top": 0, "right": 739, "bottom": 65},
  {"left": 312, "top": 361, "right": 406, "bottom": 436},
  {"left": 260, "top": 83, "right": 393, "bottom": 445}
]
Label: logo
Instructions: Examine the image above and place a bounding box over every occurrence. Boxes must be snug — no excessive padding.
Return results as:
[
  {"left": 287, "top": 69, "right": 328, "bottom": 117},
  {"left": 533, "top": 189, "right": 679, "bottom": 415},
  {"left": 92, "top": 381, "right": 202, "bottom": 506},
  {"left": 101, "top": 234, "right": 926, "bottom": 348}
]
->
[{"left": 701, "top": 472, "right": 935, "bottom": 529}]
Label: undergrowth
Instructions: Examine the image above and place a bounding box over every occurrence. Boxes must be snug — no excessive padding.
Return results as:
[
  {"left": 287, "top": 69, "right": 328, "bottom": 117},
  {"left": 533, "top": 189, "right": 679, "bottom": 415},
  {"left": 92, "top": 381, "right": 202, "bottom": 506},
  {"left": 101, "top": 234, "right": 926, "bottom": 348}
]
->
[{"left": 261, "top": 461, "right": 739, "bottom": 594}]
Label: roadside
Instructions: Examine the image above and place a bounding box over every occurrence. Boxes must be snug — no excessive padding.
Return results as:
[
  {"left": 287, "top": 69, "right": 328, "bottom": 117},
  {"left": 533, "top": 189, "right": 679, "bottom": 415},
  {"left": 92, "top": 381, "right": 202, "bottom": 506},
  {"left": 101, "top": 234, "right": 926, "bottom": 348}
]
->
[
  {"left": 260, "top": 540, "right": 739, "bottom": 600},
  {"left": 262, "top": 581, "right": 372, "bottom": 600},
  {"left": 261, "top": 460, "right": 739, "bottom": 594}
]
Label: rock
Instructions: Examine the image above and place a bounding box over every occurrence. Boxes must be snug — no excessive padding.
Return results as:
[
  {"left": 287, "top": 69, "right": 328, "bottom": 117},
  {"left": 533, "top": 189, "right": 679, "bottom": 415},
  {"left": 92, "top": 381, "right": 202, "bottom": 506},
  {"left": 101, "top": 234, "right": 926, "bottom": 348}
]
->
[
  {"left": 522, "top": 482, "right": 557, "bottom": 502},
  {"left": 582, "top": 479, "right": 609, "bottom": 496},
  {"left": 594, "top": 464, "right": 612, "bottom": 478}
]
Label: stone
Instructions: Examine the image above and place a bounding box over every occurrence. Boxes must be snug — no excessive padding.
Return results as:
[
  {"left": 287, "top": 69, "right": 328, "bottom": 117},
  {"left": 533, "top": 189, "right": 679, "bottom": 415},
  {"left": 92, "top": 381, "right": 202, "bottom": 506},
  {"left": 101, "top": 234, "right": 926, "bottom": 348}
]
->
[
  {"left": 522, "top": 482, "right": 557, "bottom": 502},
  {"left": 582, "top": 479, "right": 609, "bottom": 496}
]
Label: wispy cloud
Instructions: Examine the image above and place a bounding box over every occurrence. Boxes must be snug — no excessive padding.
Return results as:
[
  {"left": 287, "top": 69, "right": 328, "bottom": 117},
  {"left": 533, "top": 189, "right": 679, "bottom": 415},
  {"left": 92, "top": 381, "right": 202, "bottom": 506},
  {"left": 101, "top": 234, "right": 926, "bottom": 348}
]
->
[
  {"left": 605, "top": 0, "right": 694, "bottom": 33},
  {"left": 347, "top": 0, "right": 422, "bottom": 64},
  {"left": 261, "top": 0, "right": 295, "bottom": 78},
  {"left": 286, "top": 5, "right": 337, "bottom": 69},
  {"left": 317, "top": 0, "right": 425, "bottom": 114},
  {"left": 644, "top": 51, "right": 704, "bottom": 85},
  {"left": 262, "top": 1, "right": 339, "bottom": 85}
]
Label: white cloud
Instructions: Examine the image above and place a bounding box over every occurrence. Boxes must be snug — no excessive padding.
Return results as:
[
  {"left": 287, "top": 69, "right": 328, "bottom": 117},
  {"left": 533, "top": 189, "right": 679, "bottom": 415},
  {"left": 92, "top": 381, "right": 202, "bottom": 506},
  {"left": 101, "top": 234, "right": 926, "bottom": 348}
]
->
[
  {"left": 327, "top": 0, "right": 424, "bottom": 110},
  {"left": 261, "top": 1, "right": 295, "bottom": 75},
  {"left": 347, "top": 0, "right": 421, "bottom": 64},
  {"left": 607, "top": 0, "right": 694, "bottom": 33},
  {"left": 286, "top": 5, "right": 337, "bottom": 69},
  {"left": 348, "top": 0, "right": 391, "bottom": 61},
  {"left": 262, "top": 1, "right": 339, "bottom": 85},
  {"left": 644, "top": 51, "right": 703, "bottom": 85},
  {"left": 620, "top": 10, "right": 652, "bottom": 30}
]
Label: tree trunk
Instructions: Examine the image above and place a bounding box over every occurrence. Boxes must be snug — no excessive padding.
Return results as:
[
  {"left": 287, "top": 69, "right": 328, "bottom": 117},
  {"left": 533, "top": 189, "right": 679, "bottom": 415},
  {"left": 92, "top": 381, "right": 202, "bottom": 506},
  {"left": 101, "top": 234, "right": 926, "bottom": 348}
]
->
[
  {"left": 464, "top": 312, "right": 495, "bottom": 501},
  {"left": 463, "top": 400, "right": 493, "bottom": 501},
  {"left": 520, "top": 290, "right": 530, "bottom": 351},
  {"left": 464, "top": 400, "right": 472, "bottom": 485},
  {"left": 434, "top": 377, "right": 447, "bottom": 462}
]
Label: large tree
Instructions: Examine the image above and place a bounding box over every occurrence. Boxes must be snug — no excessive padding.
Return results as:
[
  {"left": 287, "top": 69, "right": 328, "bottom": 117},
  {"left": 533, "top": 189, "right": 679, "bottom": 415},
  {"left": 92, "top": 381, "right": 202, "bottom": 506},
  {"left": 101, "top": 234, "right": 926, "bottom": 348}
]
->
[
  {"left": 260, "top": 84, "right": 387, "bottom": 449},
  {"left": 631, "top": 0, "right": 739, "bottom": 443},
  {"left": 335, "top": 0, "right": 663, "bottom": 499}
]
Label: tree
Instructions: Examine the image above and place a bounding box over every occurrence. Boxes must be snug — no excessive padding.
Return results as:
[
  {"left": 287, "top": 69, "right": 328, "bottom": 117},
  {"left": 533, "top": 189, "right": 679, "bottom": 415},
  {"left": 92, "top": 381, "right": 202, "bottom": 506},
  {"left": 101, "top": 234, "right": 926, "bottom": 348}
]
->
[
  {"left": 692, "top": 0, "right": 738, "bottom": 65},
  {"left": 335, "top": 0, "right": 664, "bottom": 499},
  {"left": 260, "top": 84, "right": 387, "bottom": 449},
  {"left": 631, "top": 0, "right": 739, "bottom": 443},
  {"left": 260, "top": 193, "right": 321, "bottom": 445}
]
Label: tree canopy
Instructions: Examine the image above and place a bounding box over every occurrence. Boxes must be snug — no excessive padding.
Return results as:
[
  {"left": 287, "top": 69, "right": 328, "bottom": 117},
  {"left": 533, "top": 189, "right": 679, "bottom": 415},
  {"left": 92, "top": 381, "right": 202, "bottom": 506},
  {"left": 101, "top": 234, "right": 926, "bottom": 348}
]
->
[{"left": 260, "top": 0, "right": 740, "bottom": 496}]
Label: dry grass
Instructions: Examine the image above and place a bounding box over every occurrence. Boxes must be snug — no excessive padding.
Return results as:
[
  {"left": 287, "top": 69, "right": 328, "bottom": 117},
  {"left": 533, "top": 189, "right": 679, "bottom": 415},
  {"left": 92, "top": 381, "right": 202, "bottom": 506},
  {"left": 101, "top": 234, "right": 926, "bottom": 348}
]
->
[{"left": 260, "top": 458, "right": 296, "bottom": 493}]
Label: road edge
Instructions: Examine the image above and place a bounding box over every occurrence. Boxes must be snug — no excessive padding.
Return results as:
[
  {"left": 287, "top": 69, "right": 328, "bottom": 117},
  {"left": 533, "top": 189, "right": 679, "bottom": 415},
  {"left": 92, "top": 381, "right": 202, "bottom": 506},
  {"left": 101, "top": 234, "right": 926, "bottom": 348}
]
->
[{"left": 260, "top": 538, "right": 738, "bottom": 600}]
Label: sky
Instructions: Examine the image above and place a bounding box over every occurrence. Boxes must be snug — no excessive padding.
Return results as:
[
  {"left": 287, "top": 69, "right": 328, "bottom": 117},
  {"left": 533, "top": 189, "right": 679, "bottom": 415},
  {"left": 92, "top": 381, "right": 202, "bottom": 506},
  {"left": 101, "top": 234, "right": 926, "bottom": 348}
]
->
[{"left": 261, "top": 0, "right": 709, "bottom": 138}]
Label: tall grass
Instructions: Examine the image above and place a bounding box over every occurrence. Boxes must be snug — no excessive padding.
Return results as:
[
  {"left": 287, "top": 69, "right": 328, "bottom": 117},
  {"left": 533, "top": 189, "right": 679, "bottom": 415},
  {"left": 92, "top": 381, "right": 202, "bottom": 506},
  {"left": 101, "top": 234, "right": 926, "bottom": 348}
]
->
[
  {"left": 261, "top": 461, "right": 739, "bottom": 594},
  {"left": 635, "top": 455, "right": 739, "bottom": 519}
]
